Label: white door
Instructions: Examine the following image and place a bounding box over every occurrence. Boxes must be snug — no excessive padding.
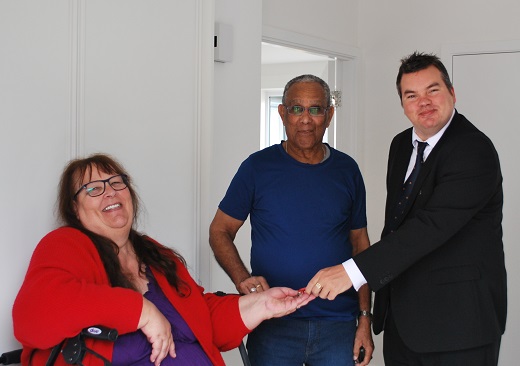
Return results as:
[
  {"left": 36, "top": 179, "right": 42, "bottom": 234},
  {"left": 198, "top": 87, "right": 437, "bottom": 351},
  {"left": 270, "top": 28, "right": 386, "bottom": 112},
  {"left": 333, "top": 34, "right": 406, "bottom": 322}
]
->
[{"left": 448, "top": 46, "right": 520, "bottom": 365}]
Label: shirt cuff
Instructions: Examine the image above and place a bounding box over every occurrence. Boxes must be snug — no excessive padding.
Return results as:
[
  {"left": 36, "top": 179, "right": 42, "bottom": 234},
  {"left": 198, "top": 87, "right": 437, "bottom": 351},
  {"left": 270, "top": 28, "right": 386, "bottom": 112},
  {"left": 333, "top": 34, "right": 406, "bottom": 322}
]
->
[{"left": 343, "top": 258, "right": 367, "bottom": 291}]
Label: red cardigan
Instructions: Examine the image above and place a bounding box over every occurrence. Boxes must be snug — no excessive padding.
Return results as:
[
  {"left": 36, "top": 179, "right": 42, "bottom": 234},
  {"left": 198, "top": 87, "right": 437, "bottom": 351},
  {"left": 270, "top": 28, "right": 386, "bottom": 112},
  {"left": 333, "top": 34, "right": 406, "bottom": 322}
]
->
[{"left": 13, "top": 227, "right": 249, "bottom": 366}]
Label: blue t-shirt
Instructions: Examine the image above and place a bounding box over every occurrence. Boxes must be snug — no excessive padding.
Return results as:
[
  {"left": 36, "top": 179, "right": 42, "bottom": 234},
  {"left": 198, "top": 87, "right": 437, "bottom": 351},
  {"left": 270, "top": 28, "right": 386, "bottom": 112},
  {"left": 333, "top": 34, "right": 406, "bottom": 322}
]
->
[{"left": 219, "top": 143, "right": 367, "bottom": 321}]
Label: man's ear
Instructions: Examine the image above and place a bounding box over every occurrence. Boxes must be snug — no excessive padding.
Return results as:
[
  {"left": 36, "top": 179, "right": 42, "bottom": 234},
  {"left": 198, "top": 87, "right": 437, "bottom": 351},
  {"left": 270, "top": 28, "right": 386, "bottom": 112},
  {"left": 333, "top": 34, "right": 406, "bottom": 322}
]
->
[
  {"left": 278, "top": 104, "right": 287, "bottom": 125},
  {"left": 451, "top": 87, "right": 456, "bottom": 104},
  {"left": 325, "top": 106, "right": 335, "bottom": 128}
]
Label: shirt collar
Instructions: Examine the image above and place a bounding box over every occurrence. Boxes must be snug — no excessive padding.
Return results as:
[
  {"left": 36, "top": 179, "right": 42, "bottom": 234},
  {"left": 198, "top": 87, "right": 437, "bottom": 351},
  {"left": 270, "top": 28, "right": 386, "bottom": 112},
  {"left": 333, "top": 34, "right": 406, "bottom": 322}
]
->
[{"left": 411, "top": 109, "right": 455, "bottom": 150}]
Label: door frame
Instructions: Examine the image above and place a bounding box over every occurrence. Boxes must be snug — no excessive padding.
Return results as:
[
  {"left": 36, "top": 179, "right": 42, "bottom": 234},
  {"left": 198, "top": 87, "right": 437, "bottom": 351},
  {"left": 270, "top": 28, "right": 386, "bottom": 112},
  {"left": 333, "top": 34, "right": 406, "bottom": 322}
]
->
[{"left": 262, "top": 26, "right": 362, "bottom": 160}]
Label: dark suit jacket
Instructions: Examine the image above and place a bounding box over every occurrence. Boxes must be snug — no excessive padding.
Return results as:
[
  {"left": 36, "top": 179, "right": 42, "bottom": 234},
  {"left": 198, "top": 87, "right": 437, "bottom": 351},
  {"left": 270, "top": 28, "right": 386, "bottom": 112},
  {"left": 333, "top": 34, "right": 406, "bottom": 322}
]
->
[{"left": 354, "top": 111, "right": 507, "bottom": 353}]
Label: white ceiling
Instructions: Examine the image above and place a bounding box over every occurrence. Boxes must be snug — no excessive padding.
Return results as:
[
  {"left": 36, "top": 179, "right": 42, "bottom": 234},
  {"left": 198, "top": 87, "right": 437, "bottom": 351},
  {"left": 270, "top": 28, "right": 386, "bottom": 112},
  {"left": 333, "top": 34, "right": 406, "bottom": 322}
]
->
[{"left": 261, "top": 42, "right": 332, "bottom": 64}]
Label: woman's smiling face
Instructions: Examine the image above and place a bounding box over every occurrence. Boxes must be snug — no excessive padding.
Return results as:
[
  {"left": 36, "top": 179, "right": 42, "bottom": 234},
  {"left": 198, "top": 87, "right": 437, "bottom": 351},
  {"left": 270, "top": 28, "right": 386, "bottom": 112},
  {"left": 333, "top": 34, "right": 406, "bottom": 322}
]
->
[{"left": 74, "top": 167, "right": 134, "bottom": 243}]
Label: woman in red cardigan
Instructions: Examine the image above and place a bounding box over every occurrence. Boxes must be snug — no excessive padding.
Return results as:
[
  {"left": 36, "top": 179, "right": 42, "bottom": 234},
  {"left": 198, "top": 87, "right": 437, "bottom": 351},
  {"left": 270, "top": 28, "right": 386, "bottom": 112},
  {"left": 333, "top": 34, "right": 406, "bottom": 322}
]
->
[{"left": 13, "top": 153, "right": 313, "bottom": 366}]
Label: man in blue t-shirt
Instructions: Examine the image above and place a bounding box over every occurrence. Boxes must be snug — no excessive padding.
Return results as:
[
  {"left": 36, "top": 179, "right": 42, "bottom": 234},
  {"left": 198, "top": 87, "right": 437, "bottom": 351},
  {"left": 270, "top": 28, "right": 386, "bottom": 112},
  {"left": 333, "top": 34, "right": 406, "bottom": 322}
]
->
[{"left": 209, "top": 74, "right": 373, "bottom": 365}]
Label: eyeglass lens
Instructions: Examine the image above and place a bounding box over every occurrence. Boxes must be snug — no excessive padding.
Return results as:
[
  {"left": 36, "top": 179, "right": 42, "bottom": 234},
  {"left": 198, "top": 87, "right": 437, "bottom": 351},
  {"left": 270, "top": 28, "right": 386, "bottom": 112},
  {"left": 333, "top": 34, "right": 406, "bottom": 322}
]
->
[
  {"left": 83, "top": 175, "right": 127, "bottom": 197},
  {"left": 286, "top": 105, "right": 326, "bottom": 116}
]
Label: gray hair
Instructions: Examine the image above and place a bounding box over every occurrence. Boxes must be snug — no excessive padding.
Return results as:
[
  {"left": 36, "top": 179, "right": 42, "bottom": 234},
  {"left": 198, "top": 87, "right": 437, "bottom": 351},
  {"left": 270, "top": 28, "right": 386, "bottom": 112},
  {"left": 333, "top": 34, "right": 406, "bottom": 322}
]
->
[{"left": 281, "top": 74, "right": 332, "bottom": 106}]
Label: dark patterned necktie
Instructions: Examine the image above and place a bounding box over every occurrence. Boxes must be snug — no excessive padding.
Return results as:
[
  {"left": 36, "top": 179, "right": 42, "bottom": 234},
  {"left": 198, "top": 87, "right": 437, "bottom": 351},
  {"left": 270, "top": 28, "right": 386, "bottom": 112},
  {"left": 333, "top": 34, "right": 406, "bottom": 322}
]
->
[{"left": 390, "top": 141, "right": 428, "bottom": 230}]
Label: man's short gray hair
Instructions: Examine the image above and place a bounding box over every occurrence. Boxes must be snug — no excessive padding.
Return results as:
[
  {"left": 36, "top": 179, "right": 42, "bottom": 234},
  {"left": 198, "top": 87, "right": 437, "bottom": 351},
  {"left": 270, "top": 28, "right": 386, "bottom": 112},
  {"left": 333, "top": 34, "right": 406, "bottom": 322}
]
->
[{"left": 281, "top": 74, "right": 332, "bottom": 106}]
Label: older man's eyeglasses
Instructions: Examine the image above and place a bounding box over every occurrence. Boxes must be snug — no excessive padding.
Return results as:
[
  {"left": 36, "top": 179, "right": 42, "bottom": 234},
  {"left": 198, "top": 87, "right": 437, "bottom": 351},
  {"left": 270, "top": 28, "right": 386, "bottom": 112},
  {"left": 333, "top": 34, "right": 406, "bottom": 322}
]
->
[
  {"left": 73, "top": 174, "right": 128, "bottom": 200},
  {"left": 285, "top": 105, "right": 328, "bottom": 117}
]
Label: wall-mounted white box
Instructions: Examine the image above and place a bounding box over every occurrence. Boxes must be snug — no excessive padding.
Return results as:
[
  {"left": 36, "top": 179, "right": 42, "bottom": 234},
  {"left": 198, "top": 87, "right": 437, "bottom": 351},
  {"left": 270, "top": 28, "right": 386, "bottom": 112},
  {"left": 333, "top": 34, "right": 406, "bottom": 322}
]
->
[{"left": 214, "top": 22, "right": 233, "bottom": 63}]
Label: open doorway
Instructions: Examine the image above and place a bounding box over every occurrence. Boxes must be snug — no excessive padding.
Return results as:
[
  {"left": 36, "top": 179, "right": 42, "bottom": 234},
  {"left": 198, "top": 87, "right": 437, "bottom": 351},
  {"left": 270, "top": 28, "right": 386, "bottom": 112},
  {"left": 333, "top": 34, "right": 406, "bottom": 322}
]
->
[
  {"left": 261, "top": 26, "right": 361, "bottom": 158},
  {"left": 260, "top": 42, "right": 335, "bottom": 149}
]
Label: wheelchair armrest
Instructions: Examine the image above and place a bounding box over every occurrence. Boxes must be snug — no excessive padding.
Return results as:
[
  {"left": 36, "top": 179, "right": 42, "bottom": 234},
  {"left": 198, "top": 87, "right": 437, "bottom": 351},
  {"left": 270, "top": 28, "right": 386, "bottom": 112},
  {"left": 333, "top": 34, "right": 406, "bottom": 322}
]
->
[
  {"left": 0, "top": 349, "right": 22, "bottom": 365},
  {"left": 2, "top": 326, "right": 117, "bottom": 366},
  {"left": 61, "top": 326, "right": 118, "bottom": 365}
]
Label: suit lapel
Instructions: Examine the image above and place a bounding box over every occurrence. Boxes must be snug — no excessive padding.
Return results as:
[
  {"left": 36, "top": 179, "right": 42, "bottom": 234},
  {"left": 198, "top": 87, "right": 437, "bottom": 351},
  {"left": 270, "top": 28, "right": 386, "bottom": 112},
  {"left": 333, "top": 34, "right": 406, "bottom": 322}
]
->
[
  {"left": 386, "top": 111, "right": 463, "bottom": 231},
  {"left": 387, "top": 129, "right": 413, "bottom": 214}
]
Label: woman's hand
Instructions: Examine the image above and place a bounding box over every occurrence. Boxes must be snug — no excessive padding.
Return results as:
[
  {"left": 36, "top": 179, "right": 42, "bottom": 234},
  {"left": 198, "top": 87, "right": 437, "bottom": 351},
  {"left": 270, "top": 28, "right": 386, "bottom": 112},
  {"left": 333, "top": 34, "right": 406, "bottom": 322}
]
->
[
  {"left": 138, "top": 298, "right": 176, "bottom": 366},
  {"left": 238, "top": 287, "right": 315, "bottom": 330}
]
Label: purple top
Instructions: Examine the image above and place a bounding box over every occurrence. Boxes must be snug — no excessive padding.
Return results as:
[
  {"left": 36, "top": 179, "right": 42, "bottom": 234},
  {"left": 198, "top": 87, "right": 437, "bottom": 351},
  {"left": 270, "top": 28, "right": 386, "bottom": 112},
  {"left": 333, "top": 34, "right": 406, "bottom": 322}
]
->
[{"left": 111, "top": 268, "right": 212, "bottom": 366}]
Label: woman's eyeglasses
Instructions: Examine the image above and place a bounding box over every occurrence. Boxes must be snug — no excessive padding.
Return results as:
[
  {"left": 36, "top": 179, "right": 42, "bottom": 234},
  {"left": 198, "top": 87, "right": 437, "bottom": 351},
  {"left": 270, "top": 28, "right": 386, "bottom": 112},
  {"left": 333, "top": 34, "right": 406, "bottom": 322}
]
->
[{"left": 73, "top": 174, "right": 128, "bottom": 200}]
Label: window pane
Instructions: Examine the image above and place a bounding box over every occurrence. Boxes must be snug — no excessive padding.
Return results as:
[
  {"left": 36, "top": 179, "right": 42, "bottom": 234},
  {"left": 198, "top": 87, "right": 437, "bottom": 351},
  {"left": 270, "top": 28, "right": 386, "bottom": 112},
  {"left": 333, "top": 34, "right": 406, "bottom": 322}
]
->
[{"left": 267, "top": 95, "right": 285, "bottom": 146}]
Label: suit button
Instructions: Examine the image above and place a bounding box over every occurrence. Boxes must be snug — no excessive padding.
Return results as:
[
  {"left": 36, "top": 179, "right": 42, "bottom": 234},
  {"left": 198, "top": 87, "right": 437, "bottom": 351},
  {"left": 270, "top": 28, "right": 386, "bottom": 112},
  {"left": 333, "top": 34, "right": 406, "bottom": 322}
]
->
[{"left": 380, "top": 273, "right": 393, "bottom": 285}]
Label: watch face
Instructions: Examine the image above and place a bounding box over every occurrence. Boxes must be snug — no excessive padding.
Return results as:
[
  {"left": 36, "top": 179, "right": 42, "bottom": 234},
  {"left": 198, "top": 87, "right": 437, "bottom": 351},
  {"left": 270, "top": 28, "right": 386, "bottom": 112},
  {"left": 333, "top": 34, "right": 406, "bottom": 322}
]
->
[{"left": 358, "top": 310, "right": 372, "bottom": 318}]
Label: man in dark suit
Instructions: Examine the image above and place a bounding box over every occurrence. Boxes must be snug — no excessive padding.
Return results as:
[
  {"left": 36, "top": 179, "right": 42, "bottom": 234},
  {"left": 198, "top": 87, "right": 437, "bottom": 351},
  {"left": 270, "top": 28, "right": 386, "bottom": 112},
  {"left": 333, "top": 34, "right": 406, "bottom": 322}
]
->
[{"left": 303, "top": 52, "right": 507, "bottom": 365}]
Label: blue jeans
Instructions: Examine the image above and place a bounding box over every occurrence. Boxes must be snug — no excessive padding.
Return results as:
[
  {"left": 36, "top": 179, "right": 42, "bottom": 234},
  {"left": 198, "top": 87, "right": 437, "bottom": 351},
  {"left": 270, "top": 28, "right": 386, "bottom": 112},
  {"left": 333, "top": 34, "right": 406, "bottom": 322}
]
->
[{"left": 246, "top": 317, "right": 357, "bottom": 366}]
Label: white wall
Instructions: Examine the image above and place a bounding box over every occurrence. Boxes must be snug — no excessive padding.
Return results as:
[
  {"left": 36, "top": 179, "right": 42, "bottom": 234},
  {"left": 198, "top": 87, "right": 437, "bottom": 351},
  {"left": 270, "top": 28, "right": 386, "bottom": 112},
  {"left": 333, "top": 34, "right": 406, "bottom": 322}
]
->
[
  {"left": 0, "top": 0, "right": 73, "bottom": 351},
  {"left": 262, "top": 0, "right": 358, "bottom": 47},
  {"left": 0, "top": 0, "right": 209, "bottom": 353},
  {"left": 204, "top": 0, "right": 262, "bottom": 292},
  {"left": 204, "top": 1, "right": 263, "bottom": 364},
  {"left": 261, "top": 61, "right": 329, "bottom": 89},
  {"left": 82, "top": 0, "right": 201, "bottom": 264}
]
